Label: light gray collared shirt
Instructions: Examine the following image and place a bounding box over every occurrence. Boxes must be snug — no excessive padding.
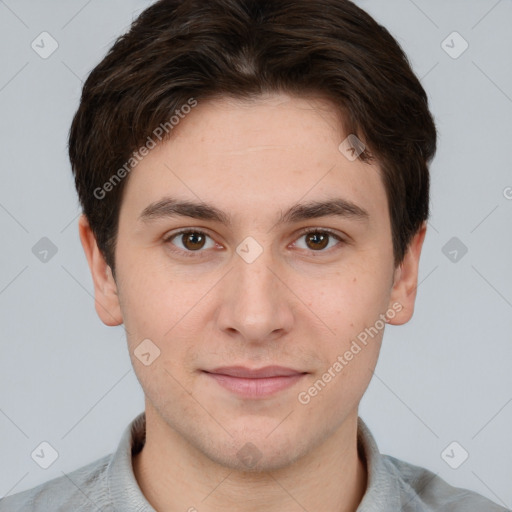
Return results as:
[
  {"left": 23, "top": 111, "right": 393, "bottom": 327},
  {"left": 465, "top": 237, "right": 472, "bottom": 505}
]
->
[{"left": 1, "top": 412, "right": 508, "bottom": 511}]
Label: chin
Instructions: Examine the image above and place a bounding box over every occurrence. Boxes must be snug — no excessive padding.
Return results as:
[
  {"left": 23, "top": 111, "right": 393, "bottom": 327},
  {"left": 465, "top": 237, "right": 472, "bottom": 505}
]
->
[{"left": 202, "top": 429, "right": 310, "bottom": 473}]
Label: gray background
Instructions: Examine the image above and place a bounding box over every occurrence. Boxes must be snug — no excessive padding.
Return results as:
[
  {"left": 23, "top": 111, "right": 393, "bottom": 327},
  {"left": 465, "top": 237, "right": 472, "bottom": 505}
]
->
[{"left": 0, "top": 0, "right": 511, "bottom": 507}]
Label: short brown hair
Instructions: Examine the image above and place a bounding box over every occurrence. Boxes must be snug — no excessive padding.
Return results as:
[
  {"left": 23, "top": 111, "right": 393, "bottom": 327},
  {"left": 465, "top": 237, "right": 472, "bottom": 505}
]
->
[{"left": 69, "top": 0, "right": 437, "bottom": 272}]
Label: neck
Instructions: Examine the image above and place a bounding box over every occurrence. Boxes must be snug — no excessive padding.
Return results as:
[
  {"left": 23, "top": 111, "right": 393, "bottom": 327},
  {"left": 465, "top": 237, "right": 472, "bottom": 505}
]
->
[{"left": 133, "top": 404, "right": 367, "bottom": 512}]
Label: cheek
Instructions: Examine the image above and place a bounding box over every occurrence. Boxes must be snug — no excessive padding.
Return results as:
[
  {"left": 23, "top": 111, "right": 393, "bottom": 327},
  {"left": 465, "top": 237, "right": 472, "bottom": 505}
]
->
[
  {"left": 301, "top": 272, "right": 389, "bottom": 401},
  {"left": 118, "top": 270, "right": 211, "bottom": 387},
  {"left": 298, "top": 278, "right": 386, "bottom": 409},
  {"left": 116, "top": 255, "right": 183, "bottom": 338},
  {"left": 313, "top": 269, "right": 391, "bottom": 338}
]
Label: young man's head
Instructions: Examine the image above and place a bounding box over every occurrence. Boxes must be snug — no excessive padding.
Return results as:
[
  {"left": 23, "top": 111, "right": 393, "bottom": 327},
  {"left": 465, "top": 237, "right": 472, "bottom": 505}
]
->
[{"left": 71, "top": 0, "right": 436, "bottom": 480}]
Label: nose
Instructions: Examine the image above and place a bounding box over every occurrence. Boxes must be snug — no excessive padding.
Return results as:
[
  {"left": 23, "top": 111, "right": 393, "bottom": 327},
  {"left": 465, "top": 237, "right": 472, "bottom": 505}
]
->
[{"left": 215, "top": 244, "right": 294, "bottom": 344}]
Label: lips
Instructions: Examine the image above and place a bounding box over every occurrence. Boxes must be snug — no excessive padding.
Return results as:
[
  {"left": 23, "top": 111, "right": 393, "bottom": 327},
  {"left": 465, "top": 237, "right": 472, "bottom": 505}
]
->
[
  {"left": 205, "top": 365, "right": 305, "bottom": 378},
  {"left": 202, "top": 365, "right": 307, "bottom": 398}
]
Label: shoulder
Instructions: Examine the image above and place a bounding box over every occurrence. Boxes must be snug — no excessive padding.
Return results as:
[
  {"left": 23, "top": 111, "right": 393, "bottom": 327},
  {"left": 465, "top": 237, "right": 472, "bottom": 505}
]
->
[
  {"left": 0, "top": 453, "right": 113, "bottom": 512},
  {"left": 382, "top": 454, "right": 510, "bottom": 511}
]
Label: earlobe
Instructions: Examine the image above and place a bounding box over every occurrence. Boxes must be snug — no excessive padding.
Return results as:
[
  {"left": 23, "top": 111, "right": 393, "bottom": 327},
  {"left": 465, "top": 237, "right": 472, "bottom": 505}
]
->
[
  {"left": 78, "top": 214, "right": 123, "bottom": 326},
  {"left": 387, "top": 222, "right": 427, "bottom": 326}
]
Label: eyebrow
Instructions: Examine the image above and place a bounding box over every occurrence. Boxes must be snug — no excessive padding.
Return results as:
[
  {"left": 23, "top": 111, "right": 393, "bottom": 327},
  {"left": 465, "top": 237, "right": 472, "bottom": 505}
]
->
[{"left": 138, "top": 197, "right": 369, "bottom": 226}]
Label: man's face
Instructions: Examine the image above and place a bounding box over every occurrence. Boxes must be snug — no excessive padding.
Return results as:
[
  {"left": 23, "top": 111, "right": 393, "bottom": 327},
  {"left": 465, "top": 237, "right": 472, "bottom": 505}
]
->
[{"left": 82, "top": 93, "right": 422, "bottom": 471}]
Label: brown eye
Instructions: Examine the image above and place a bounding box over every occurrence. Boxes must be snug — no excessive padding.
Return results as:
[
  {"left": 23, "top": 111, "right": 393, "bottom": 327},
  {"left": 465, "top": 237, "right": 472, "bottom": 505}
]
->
[
  {"left": 305, "top": 232, "right": 330, "bottom": 250},
  {"left": 294, "top": 230, "right": 343, "bottom": 253},
  {"left": 180, "top": 232, "right": 206, "bottom": 251},
  {"left": 166, "top": 230, "right": 216, "bottom": 254}
]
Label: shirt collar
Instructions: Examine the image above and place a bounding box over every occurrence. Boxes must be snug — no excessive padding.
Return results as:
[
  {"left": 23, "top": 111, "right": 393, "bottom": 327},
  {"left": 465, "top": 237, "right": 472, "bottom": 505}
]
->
[
  {"left": 106, "top": 411, "right": 154, "bottom": 511},
  {"left": 106, "top": 411, "right": 401, "bottom": 511},
  {"left": 356, "top": 417, "right": 402, "bottom": 511}
]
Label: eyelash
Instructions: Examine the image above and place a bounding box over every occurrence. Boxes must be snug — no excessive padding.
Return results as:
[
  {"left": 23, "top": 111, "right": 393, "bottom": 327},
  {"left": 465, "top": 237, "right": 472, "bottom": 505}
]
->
[{"left": 163, "top": 228, "right": 345, "bottom": 259}]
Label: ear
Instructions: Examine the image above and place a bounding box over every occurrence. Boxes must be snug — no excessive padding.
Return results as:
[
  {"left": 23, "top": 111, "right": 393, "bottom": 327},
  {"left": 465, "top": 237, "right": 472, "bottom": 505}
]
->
[
  {"left": 387, "top": 222, "right": 427, "bottom": 326},
  {"left": 78, "top": 214, "right": 123, "bottom": 326}
]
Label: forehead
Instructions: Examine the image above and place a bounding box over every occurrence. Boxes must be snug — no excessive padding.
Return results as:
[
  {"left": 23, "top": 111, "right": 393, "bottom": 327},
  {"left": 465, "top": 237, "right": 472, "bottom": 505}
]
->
[{"left": 119, "top": 93, "right": 388, "bottom": 225}]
